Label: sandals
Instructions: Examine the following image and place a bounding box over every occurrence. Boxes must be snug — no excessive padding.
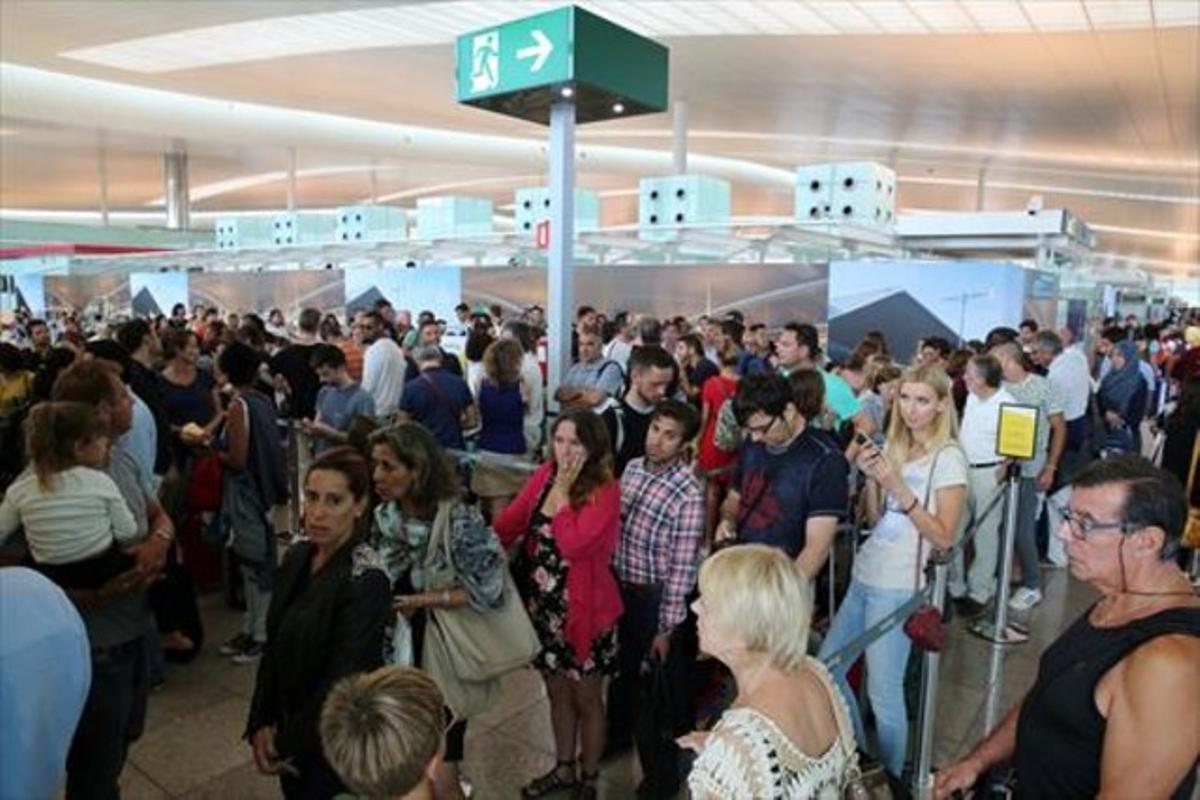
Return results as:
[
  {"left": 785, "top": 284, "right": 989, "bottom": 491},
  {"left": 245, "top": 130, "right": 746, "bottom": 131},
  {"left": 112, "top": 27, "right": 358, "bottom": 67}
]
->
[
  {"left": 574, "top": 772, "right": 599, "bottom": 800},
  {"left": 521, "top": 761, "right": 577, "bottom": 798}
]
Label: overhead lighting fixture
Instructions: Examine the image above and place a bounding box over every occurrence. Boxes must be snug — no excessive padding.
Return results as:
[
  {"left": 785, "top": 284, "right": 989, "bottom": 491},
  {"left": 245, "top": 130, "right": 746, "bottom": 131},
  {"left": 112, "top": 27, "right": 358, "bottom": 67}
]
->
[
  {"left": 560, "top": 86, "right": 575, "bottom": 98},
  {"left": 612, "top": 102, "right": 625, "bottom": 114},
  {"left": 58, "top": 1, "right": 1199, "bottom": 74}
]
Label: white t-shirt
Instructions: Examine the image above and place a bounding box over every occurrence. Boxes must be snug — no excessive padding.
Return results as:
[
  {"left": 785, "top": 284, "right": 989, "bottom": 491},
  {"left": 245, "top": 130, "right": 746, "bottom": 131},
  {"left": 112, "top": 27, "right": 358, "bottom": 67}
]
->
[
  {"left": 854, "top": 445, "right": 968, "bottom": 590},
  {"left": 959, "top": 388, "right": 1015, "bottom": 464},
  {"left": 1048, "top": 349, "right": 1091, "bottom": 422},
  {"left": 362, "top": 337, "right": 406, "bottom": 416},
  {"left": 0, "top": 466, "right": 139, "bottom": 565}
]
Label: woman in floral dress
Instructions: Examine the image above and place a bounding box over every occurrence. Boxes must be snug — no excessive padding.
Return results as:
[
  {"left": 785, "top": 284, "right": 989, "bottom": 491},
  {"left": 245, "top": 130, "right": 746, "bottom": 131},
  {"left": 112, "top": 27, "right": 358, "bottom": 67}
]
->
[{"left": 495, "top": 409, "right": 622, "bottom": 800}]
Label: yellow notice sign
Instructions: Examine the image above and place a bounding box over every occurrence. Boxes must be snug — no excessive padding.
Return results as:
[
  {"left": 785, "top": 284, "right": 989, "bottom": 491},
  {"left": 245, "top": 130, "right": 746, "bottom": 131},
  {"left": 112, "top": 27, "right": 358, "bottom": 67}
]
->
[{"left": 996, "top": 403, "right": 1039, "bottom": 461}]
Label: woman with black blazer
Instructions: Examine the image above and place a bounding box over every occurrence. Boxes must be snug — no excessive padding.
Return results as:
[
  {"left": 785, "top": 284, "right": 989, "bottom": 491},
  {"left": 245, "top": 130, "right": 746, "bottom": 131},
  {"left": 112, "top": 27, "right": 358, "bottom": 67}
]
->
[{"left": 245, "top": 447, "right": 391, "bottom": 799}]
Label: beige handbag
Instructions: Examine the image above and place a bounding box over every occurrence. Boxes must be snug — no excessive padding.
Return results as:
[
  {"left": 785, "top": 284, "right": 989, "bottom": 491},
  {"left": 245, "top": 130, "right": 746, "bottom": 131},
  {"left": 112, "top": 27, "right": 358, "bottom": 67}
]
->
[{"left": 421, "top": 501, "right": 540, "bottom": 718}]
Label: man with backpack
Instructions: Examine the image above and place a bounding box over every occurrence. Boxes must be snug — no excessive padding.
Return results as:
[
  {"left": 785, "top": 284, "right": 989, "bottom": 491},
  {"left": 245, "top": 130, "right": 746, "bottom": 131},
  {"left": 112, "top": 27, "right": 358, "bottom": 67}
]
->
[{"left": 602, "top": 346, "right": 676, "bottom": 477}]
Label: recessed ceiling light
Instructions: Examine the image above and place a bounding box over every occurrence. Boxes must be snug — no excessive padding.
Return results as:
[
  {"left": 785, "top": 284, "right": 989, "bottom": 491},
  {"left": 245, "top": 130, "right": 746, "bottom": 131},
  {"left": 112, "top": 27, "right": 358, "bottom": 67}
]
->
[
  {"left": 612, "top": 102, "right": 625, "bottom": 113},
  {"left": 561, "top": 86, "right": 575, "bottom": 98}
]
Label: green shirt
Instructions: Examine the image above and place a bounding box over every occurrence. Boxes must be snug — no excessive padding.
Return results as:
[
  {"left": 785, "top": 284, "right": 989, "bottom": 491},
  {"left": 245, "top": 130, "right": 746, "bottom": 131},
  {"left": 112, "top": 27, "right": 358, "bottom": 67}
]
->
[{"left": 779, "top": 365, "right": 862, "bottom": 428}]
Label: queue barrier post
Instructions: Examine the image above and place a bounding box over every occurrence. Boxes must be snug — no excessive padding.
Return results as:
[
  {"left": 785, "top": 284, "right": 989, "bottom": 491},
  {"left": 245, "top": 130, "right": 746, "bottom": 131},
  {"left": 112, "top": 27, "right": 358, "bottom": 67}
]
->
[
  {"left": 971, "top": 463, "right": 1028, "bottom": 645},
  {"left": 912, "top": 551, "right": 950, "bottom": 799},
  {"left": 285, "top": 421, "right": 306, "bottom": 539}
]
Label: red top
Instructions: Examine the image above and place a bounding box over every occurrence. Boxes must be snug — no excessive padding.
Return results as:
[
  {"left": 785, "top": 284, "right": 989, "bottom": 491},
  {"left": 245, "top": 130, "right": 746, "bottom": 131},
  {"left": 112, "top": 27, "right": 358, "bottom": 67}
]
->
[
  {"left": 494, "top": 461, "right": 623, "bottom": 664},
  {"left": 697, "top": 374, "right": 739, "bottom": 474}
]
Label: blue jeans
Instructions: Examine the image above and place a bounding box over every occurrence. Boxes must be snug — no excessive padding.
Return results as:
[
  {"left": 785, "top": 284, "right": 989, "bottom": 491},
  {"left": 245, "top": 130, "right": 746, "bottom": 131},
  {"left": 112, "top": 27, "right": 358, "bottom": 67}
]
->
[
  {"left": 1015, "top": 477, "right": 1041, "bottom": 591},
  {"left": 818, "top": 579, "right": 914, "bottom": 778}
]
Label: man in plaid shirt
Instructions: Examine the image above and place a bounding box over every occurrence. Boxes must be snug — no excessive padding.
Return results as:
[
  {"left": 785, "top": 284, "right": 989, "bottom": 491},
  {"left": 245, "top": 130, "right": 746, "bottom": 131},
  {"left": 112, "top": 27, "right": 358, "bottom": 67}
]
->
[{"left": 608, "top": 400, "right": 705, "bottom": 797}]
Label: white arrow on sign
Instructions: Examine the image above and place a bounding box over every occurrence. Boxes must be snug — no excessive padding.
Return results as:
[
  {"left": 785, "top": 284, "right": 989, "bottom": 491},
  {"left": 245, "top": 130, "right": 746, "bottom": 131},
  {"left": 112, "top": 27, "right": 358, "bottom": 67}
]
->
[{"left": 517, "top": 29, "right": 553, "bottom": 72}]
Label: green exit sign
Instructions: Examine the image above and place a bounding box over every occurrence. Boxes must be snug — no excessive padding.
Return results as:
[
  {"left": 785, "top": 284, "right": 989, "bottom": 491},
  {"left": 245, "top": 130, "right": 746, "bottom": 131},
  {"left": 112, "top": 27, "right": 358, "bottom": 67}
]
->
[{"left": 455, "top": 5, "right": 668, "bottom": 125}]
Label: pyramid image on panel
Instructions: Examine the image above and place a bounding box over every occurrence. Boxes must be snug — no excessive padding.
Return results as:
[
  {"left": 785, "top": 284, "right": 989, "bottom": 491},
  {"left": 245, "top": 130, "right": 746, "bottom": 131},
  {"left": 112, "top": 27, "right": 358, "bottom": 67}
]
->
[
  {"left": 828, "top": 290, "right": 959, "bottom": 364},
  {"left": 14, "top": 286, "right": 29, "bottom": 312},
  {"left": 131, "top": 287, "right": 162, "bottom": 318},
  {"left": 346, "top": 285, "right": 387, "bottom": 314}
]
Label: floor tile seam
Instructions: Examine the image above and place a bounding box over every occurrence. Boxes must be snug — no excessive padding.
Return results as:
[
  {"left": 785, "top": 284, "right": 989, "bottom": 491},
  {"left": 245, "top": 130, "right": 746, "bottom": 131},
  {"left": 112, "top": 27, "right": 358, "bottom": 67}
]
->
[{"left": 125, "top": 760, "right": 181, "bottom": 799}]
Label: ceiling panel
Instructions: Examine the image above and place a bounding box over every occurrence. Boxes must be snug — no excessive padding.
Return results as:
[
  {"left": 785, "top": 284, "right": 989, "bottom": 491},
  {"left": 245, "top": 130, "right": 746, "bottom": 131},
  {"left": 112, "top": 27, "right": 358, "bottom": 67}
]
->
[{"left": 0, "top": 0, "right": 1195, "bottom": 278}]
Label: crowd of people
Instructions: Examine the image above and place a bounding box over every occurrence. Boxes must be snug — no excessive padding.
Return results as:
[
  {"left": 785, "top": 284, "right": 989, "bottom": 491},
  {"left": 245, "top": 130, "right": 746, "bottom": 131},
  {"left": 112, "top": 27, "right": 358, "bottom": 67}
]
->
[{"left": 0, "top": 296, "right": 1198, "bottom": 800}]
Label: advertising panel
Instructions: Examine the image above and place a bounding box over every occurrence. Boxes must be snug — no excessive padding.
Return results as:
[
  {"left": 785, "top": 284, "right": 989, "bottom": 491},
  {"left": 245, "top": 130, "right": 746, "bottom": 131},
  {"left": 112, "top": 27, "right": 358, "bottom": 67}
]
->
[{"left": 828, "top": 260, "right": 1024, "bottom": 362}]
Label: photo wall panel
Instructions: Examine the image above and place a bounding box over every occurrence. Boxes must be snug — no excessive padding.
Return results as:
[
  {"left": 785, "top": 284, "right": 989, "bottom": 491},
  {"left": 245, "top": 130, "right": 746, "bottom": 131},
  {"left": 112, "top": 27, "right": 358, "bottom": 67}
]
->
[
  {"left": 43, "top": 274, "right": 131, "bottom": 317},
  {"left": 36, "top": 261, "right": 832, "bottom": 330},
  {"left": 344, "top": 266, "right": 462, "bottom": 321},
  {"left": 1023, "top": 269, "right": 1061, "bottom": 332},
  {"left": 130, "top": 273, "right": 189, "bottom": 318},
  {"left": 828, "top": 260, "right": 1025, "bottom": 362},
  {"left": 13, "top": 274, "right": 46, "bottom": 317},
  {"left": 463, "top": 262, "right": 830, "bottom": 327},
  {"left": 189, "top": 271, "right": 346, "bottom": 318}
]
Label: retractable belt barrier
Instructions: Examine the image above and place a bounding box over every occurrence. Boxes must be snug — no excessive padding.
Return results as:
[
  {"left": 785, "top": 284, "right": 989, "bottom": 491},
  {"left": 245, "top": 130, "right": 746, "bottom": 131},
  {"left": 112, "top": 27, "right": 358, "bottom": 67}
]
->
[
  {"left": 817, "top": 483, "right": 1006, "bottom": 672},
  {"left": 445, "top": 447, "right": 541, "bottom": 474}
]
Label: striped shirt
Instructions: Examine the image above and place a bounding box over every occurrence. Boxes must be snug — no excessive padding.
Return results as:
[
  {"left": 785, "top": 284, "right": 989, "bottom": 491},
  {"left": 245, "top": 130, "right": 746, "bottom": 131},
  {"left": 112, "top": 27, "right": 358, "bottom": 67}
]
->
[{"left": 616, "top": 456, "right": 705, "bottom": 632}]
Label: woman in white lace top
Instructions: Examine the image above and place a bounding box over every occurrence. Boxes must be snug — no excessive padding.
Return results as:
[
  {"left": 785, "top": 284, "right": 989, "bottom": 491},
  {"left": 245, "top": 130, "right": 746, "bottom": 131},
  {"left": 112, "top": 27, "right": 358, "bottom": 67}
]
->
[{"left": 681, "top": 545, "right": 859, "bottom": 799}]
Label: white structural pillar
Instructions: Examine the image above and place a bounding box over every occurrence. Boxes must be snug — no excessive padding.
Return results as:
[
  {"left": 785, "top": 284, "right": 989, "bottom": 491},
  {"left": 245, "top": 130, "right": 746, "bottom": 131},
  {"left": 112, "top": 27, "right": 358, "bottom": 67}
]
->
[
  {"left": 672, "top": 100, "right": 688, "bottom": 174},
  {"left": 546, "top": 99, "right": 576, "bottom": 408},
  {"left": 96, "top": 140, "right": 110, "bottom": 227},
  {"left": 286, "top": 147, "right": 298, "bottom": 212},
  {"left": 163, "top": 144, "right": 190, "bottom": 230}
]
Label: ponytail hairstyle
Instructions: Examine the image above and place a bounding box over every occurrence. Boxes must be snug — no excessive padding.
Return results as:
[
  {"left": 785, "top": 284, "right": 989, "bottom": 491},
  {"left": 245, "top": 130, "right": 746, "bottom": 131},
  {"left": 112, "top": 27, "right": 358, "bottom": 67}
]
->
[{"left": 25, "top": 401, "right": 108, "bottom": 490}]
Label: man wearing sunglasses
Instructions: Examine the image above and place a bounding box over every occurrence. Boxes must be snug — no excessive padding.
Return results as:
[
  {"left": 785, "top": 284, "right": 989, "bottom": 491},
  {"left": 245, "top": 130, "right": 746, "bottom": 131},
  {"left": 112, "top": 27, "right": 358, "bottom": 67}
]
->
[{"left": 935, "top": 455, "right": 1200, "bottom": 800}]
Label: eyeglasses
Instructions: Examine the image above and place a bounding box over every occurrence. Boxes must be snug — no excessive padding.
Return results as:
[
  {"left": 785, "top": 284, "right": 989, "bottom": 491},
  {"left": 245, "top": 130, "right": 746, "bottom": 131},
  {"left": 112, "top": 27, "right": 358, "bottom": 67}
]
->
[
  {"left": 1051, "top": 499, "right": 1132, "bottom": 540},
  {"left": 743, "top": 415, "right": 781, "bottom": 436}
]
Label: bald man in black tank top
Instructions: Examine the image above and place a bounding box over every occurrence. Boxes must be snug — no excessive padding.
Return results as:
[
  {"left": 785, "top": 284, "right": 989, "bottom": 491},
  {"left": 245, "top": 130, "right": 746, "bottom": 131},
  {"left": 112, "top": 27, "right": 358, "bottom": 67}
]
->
[{"left": 935, "top": 455, "right": 1200, "bottom": 800}]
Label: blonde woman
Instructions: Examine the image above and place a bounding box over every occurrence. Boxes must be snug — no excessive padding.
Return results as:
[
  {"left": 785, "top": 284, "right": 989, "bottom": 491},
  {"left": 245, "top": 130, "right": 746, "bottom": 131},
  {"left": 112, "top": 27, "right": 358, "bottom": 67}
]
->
[
  {"left": 817, "top": 364, "right": 967, "bottom": 780},
  {"left": 681, "top": 545, "right": 856, "bottom": 798}
]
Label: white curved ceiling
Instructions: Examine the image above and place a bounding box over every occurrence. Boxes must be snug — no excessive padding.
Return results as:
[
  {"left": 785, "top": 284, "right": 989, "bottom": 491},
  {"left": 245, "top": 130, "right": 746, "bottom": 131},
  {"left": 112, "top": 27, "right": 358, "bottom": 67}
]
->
[{"left": 0, "top": 0, "right": 1196, "bottom": 279}]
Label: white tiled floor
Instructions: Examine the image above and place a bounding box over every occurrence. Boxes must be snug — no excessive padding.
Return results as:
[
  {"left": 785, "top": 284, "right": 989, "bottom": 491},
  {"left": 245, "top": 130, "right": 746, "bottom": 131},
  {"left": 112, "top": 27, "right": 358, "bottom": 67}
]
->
[{"left": 117, "top": 568, "right": 1096, "bottom": 798}]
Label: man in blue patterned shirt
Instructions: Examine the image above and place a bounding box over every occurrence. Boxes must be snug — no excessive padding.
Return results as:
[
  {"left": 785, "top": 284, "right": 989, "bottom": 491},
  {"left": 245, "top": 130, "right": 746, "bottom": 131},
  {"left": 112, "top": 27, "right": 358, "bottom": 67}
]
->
[{"left": 609, "top": 400, "right": 705, "bottom": 797}]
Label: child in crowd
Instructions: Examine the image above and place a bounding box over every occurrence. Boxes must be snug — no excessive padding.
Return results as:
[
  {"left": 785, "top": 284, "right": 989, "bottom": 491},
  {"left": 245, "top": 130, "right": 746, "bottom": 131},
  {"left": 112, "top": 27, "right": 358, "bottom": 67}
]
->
[
  {"left": 320, "top": 666, "right": 447, "bottom": 800},
  {"left": 0, "top": 401, "right": 138, "bottom": 589}
]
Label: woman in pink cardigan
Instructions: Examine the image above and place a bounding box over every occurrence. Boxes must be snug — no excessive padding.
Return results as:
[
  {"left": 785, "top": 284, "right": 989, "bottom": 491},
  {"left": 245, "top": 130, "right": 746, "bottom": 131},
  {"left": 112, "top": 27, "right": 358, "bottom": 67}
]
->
[{"left": 494, "top": 409, "right": 622, "bottom": 800}]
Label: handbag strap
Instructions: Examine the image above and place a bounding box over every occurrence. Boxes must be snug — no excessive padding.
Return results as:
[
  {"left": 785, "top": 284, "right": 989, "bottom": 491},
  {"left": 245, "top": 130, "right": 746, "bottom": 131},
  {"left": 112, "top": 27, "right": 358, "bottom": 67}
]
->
[
  {"left": 423, "top": 500, "right": 458, "bottom": 587},
  {"left": 912, "top": 445, "right": 947, "bottom": 592},
  {"left": 421, "top": 371, "right": 461, "bottom": 415},
  {"left": 1186, "top": 431, "right": 1200, "bottom": 509}
]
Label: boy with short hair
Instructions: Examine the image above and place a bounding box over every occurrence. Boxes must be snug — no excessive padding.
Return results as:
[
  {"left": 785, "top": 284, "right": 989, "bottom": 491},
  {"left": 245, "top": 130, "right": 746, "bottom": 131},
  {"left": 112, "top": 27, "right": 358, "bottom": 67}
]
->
[{"left": 320, "top": 666, "right": 445, "bottom": 800}]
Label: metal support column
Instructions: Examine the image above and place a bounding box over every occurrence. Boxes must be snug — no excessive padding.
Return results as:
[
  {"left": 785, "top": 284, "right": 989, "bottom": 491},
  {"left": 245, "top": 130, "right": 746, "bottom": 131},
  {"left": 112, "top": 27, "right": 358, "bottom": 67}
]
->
[
  {"left": 97, "top": 139, "right": 110, "bottom": 226},
  {"left": 286, "top": 148, "right": 298, "bottom": 212},
  {"left": 546, "top": 99, "right": 576, "bottom": 409},
  {"left": 913, "top": 557, "right": 950, "bottom": 798},
  {"left": 975, "top": 167, "right": 987, "bottom": 211},
  {"left": 672, "top": 100, "right": 688, "bottom": 174},
  {"left": 973, "top": 464, "right": 1028, "bottom": 644},
  {"left": 163, "top": 146, "right": 190, "bottom": 230}
]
